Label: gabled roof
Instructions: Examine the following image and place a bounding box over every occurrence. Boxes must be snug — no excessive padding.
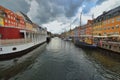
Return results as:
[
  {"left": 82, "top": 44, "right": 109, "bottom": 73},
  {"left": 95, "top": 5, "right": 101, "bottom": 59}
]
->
[{"left": 16, "top": 11, "right": 33, "bottom": 24}]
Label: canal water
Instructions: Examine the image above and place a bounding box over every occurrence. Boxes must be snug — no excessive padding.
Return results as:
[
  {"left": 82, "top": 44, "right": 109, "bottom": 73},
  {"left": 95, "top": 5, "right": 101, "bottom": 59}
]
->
[{"left": 0, "top": 37, "right": 120, "bottom": 80}]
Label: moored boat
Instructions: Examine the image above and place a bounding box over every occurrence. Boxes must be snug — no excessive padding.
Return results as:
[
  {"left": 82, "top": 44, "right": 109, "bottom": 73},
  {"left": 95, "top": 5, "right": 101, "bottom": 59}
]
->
[
  {"left": 94, "top": 35, "right": 120, "bottom": 53},
  {"left": 73, "top": 20, "right": 97, "bottom": 48},
  {"left": 0, "top": 5, "right": 47, "bottom": 59},
  {"left": 74, "top": 36, "right": 97, "bottom": 49}
]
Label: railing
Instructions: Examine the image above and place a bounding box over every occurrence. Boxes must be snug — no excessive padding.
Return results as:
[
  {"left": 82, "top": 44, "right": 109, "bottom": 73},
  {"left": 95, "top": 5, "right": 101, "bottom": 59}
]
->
[
  {"left": 96, "top": 40, "right": 120, "bottom": 53},
  {"left": 0, "top": 39, "right": 32, "bottom": 46},
  {"left": 101, "top": 41, "right": 120, "bottom": 45}
]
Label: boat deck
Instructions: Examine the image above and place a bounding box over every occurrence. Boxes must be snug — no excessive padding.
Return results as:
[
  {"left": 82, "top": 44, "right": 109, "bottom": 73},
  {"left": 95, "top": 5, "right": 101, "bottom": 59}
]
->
[
  {"left": 98, "top": 41, "right": 120, "bottom": 53},
  {"left": 0, "top": 39, "right": 32, "bottom": 46}
]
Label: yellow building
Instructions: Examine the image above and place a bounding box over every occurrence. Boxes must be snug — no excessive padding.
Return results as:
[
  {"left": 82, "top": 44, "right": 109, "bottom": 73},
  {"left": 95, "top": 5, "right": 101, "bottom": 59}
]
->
[
  {"left": 0, "top": 17, "right": 4, "bottom": 26},
  {"left": 93, "top": 20, "right": 103, "bottom": 36},
  {"left": 26, "top": 22, "right": 33, "bottom": 31}
]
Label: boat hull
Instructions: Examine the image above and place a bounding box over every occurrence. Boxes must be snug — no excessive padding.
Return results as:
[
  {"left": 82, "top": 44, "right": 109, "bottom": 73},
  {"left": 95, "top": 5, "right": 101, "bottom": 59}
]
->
[
  {"left": 74, "top": 40, "right": 97, "bottom": 49},
  {"left": 0, "top": 41, "right": 46, "bottom": 60}
]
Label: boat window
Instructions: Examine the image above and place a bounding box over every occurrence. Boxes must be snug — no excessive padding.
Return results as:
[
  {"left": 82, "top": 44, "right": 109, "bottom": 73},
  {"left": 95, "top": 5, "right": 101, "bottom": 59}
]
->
[{"left": 13, "top": 47, "right": 17, "bottom": 51}]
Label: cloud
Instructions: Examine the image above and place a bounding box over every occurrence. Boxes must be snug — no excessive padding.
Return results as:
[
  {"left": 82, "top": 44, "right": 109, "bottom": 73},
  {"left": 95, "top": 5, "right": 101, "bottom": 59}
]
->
[
  {"left": 74, "top": 0, "right": 120, "bottom": 26},
  {"left": 89, "top": 0, "right": 120, "bottom": 18},
  {"left": 25, "top": 0, "right": 40, "bottom": 23},
  {"left": 0, "top": 0, "right": 120, "bottom": 34},
  {"left": 96, "top": 0, "right": 108, "bottom": 5},
  {"left": 0, "top": 0, "right": 29, "bottom": 13},
  {"left": 42, "top": 20, "right": 69, "bottom": 34},
  {"left": 24, "top": 0, "right": 84, "bottom": 24}
]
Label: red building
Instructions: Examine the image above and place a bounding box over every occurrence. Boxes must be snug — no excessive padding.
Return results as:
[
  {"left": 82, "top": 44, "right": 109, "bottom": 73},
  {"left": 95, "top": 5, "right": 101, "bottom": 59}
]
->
[
  {"left": 0, "top": 27, "right": 23, "bottom": 39},
  {"left": 0, "top": 5, "right": 25, "bottom": 39}
]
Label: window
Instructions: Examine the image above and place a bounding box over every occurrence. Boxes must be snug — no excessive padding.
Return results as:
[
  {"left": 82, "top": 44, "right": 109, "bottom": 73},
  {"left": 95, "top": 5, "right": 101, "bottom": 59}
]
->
[
  {"left": 104, "top": 27, "right": 106, "bottom": 30},
  {"left": 116, "top": 17, "right": 120, "bottom": 21},
  {"left": 16, "top": 18, "right": 20, "bottom": 23},
  {"left": 8, "top": 15, "right": 10, "bottom": 18},
  {"left": 109, "top": 45, "right": 111, "bottom": 49},
  {"left": 112, "top": 19, "right": 114, "bottom": 23},
  {"left": 5, "top": 20, "right": 7, "bottom": 22},
  {"left": 112, "top": 27, "right": 114, "bottom": 29},
  {"left": 116, "top": 25, "right": 119, "bottom": 28},
  {"left": 104, "top": 21, "right": 106, "bottom": 24},
  {"left": 108, "top": 20, "right": 110, "bottom": 24},
  {"left": 12, "top": 17, "right": 13, "bottom": 19},
  {"left": 0, "top": 10, "right": 7, "bottom": 17}
]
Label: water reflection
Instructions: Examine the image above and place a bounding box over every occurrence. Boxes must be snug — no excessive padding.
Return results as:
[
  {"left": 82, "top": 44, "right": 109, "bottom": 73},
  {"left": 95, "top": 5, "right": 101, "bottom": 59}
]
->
[
  {"left": 0, "top": 43, "right": 47, "bottom": 80},
  {"left": 83, "top": 48, "right": 120, "bottom": 79},
  {"left": 0, "top": 37, "right": 119, "bottom": 80},
  {"left": 10, "top": 38, "right": 105, "bottom": 80}
]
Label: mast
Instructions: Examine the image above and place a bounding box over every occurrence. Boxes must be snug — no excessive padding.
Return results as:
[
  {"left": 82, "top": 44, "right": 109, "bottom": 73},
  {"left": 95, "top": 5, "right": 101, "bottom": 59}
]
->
[
  {"left": 80, "top": 12, "right": 82, "bottom": 27},
  {"left": 92, "top": 14, "right": 94, "bottom": 44},
  {"left": 79, "top": 12, "right": 82, "bottom": 38}
]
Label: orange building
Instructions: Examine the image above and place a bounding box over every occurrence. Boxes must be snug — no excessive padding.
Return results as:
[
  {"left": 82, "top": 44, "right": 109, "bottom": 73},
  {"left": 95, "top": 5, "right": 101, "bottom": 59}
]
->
[
  {"left": 16, "top": 12, "right": 33, "bottom": 31},
  {"left": 0, "top": 5, "right": 14, "bottom": 27},
  {"left": 92, "top": 6, "right": 120, "bottom": 53},
  {"left": 102, "top": 15, "right": 120, "bottom": 36},
  {"left": 93, "top": 6, "right": 120, "bottom": 37},
  {"left": 0, "top": 5, "right": 20, "bottom": 28},
  {"left": 86, "top": 20, "right": 93, "bottom": 35},
  {"left": 84, "top": 20, "right": 93, "bottom": 44},
  {"left": 15, "top": 14, "right": 25, "bottom": 29}
]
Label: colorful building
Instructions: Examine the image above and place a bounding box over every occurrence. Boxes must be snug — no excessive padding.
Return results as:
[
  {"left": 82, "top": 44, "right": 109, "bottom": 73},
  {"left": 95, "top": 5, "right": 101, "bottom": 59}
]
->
[
  {"left": 93, "top": 6, "right": 120, "bottom": 37},
  {"left": 70, "top": 6, "right": 120, "bottom": 52},
  {"left": 86, "top": 20, "right": 93, "bottom": 36},
  {"left": 92, "top": 6, "right": 120, "bottom": 53},
  {"left": 85, "top": 20, "right": 93, "bottom": 44}
]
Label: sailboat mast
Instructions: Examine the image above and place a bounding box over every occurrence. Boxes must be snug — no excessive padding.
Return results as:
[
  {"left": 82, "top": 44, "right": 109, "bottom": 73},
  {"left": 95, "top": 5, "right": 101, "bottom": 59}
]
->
[
  {"left": 92, "top": 14, "right": 94, "bottom": 44},
  {"left": 80, "top": 12, "right": 82, "bottom": 27}
]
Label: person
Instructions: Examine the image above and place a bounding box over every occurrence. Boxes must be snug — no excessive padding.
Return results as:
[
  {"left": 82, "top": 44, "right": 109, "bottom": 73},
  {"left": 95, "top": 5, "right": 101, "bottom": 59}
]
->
[{"left": 100, "top": 39, "right": 102, "bottom": 47}]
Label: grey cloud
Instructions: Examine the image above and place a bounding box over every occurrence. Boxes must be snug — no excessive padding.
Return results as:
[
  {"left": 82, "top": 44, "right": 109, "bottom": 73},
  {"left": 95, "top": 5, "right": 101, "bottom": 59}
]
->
[
  {"left": 0, "top": 0, "right": 108, "bottom": 33},
  {"left": 0, "top": 0, "right": 85, "bottom": 25},
  {"left": 0, "top": 0, "right": 29, "bottom": 13},
  {"left": 32, "top": 0, "right": 84, "bottom": 24}
]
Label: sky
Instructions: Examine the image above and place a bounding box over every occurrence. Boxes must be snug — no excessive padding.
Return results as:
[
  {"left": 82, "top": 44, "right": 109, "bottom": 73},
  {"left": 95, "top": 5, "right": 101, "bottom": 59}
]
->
[{"left": 0, "top": 0, "right": 120, "bottom": 34}]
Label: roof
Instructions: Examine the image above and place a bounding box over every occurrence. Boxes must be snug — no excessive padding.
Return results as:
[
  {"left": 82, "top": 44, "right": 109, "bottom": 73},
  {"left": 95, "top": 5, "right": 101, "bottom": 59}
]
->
[
  {"left": 94, "top": 6, "right": 120, "bottom": 23},
  {"left": 17, "top": 11, "right": 33, "bottom": 23}
]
